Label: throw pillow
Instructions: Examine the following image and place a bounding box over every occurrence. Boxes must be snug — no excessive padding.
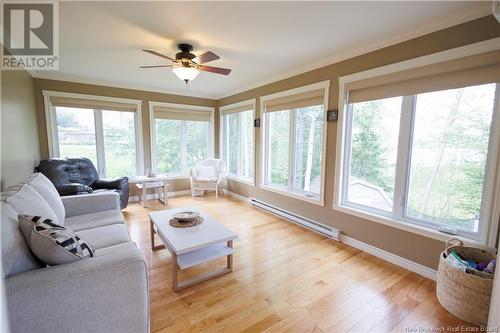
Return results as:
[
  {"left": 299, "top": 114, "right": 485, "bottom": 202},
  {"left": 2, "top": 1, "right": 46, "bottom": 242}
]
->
[{"left": 19, "top": 215, "right": 95, "bottom": 266}]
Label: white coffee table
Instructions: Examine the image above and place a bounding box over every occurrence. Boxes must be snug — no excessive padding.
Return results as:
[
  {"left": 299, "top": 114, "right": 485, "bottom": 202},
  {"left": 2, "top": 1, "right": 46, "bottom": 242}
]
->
[{"left": 149, "top": 207, "right": 237, "bottom": 291}]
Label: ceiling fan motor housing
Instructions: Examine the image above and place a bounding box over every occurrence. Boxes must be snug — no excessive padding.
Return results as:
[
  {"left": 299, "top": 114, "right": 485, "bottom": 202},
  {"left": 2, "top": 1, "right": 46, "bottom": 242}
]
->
[{"left": 176, "top": 43, "right": 196, "bottom": 61}]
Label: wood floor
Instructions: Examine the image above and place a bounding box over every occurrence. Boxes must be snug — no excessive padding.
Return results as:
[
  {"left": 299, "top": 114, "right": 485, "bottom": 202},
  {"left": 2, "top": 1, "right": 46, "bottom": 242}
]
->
[{"left": 123, "top": 194, "right": 474, "bottom": 333}]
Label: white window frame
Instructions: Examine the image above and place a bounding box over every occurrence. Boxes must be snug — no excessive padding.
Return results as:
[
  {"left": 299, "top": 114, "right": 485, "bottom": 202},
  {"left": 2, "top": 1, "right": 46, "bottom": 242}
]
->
[
  {"left": 43, "top": 90, "right": 144, "bottom": 177},
  {"left": 260, "top": 80, "right": 330, "bottom": 206},
  {"left": 333, "top": 38, "right": 500, "bottom": 247},
  {"left": 219, "top": 99, "right": 256, "bottom": 186},
  {"left": 149, "top": 101, "right": 215, "bottom": 179}
]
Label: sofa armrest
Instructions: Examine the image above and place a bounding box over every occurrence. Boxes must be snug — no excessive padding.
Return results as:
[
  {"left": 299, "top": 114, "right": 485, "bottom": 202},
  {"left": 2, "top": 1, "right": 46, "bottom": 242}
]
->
[
  {"left": 5, "top": 249, "right": 149, "bottom": 333},
  {"left": 92, "top": 177, "right": 128, "bottom": 190},
  {"left": 62, "top": 192, "right": 120, "bottom": 217},
  {"left": 58, "top": 183, "right": 93, "bottom": 196}
]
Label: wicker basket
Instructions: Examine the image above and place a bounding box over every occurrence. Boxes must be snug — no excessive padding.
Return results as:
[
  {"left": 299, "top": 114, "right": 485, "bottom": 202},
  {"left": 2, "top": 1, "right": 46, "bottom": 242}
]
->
[{"left": 436, "top": 238, "right": 496, "bottom": 326}]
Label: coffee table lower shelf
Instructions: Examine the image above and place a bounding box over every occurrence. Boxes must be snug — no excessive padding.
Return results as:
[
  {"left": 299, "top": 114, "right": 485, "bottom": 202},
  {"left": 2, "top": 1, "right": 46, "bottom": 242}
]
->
[{"left": 150, "top": 221, "right": 234, "bottom": 291}]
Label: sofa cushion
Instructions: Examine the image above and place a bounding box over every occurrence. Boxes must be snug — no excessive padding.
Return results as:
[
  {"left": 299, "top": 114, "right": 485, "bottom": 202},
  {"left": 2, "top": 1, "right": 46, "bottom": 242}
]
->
[
  {"left": 19, "top": 215, "right": 95, "bottom": 266},
  {"left": 2, "top": 184, "right": 59, "bottom": 224},
  {"left": 27, "top": 173, "right": 65, "bottom": 224},
  {"left": 77, "top": 224, "right": 131, "bottom": 250},
  {"left": 95, "top": 242, "right": 137, "bottom": 257},
  {"left": 194, "top": 177, "right": 217, "bottom": 183},
  {"left": 1, "top": 203, "right": 43, "bottom": 278},
  {"left": 65, "top": 209, "right": 124, "bottom": 232}
]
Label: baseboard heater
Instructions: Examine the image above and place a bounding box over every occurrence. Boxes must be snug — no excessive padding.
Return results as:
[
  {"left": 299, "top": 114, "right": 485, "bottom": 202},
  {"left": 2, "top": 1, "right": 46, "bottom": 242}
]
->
[{"left": 249, "top": 198, "right": 341, "bottom": 241}]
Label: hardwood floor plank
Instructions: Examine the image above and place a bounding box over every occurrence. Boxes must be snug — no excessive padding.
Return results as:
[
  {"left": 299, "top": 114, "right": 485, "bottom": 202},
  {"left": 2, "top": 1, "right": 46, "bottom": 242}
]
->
[{"left": 122, "top": 196, "right": 476, "bottom": 333}]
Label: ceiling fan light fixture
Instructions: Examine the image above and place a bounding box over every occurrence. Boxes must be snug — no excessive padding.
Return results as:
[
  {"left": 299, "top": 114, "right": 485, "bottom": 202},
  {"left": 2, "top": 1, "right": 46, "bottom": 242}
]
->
[{"left": 172, "top": 65, "right": 199, "bottom": 82}]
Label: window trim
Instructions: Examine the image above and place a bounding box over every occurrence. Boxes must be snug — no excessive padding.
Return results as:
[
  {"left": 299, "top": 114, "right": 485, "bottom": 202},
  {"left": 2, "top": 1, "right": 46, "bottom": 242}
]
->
[
  {"left": 333, "top": 38, "right": 500, "bottom": 247},
  {"left": 148, "top": 101, "right": 215, "bottom": 179},
  {"left": 43, "top": 90, "right": 144, "bottom": 177},
  {"left": 219, "top": 99, "right": 256, "bottom": 186},
  {"left": 260, "top": 80, "right": 330, "bottom": 206}
]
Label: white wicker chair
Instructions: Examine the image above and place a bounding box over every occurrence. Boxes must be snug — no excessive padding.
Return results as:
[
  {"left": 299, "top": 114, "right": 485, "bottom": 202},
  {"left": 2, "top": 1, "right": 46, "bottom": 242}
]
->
[{"left": 189, "top": 159, "right": 225, "bottom": 198}]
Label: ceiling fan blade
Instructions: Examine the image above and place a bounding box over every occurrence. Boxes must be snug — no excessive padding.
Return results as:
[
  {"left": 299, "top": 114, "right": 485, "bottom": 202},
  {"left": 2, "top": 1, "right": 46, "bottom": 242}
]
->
[
  {"left": 196, "top": 51, "right": 220, "bottom": 64},
  {"left": 140, "top": 65, "right": 173, "bottom": 68},
  {"left": 142, "top": 49, "right": 175, "bottom": 62},
  {"left": 199, "top": 65, "right": 231, "bottom": 75}
]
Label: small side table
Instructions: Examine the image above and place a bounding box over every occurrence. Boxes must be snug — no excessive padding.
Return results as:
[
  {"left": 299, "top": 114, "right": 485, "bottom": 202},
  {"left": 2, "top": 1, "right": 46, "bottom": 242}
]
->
[{"left": 131, "top": 176, "right": 169, "bottom": 208}]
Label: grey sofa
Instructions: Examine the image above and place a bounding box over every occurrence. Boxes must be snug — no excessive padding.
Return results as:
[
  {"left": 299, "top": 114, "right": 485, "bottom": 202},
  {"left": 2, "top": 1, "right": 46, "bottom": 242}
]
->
[{"left": 1, "top": 173, "right": 149, "bottom": 333}]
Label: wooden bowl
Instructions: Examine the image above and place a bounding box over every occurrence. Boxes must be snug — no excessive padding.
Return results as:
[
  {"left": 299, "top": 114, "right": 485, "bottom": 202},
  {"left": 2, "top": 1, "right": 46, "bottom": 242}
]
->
[{"left": 173, "top": 211, "right": 200, "bottom": 222}]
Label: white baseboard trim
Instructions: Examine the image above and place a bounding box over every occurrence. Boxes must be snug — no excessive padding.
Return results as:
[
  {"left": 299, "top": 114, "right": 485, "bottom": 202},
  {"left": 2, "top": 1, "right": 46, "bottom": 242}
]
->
[
  {"left": 342, "top": 235, "right": 437, "bottom": 281},
  {"left": 129, "top": 190, "right": 191, "bottom": 202},
  {"left": 222, "top": 188, "right": 437, "bottom": 281},
  {"left": 223, "top": 189, "right": 251, "bottom": 203}
]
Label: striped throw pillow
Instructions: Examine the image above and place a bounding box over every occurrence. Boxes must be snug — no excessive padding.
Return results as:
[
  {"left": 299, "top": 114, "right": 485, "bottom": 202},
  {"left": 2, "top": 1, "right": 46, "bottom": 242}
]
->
[{"left": 19, "top": 215, "right": 95, "bottom": 265}]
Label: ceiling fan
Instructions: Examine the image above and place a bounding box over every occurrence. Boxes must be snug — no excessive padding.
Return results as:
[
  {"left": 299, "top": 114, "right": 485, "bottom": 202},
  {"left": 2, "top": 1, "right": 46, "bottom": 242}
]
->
[{"left": 140, "top": 43, "right": 231, "bottom": 83}]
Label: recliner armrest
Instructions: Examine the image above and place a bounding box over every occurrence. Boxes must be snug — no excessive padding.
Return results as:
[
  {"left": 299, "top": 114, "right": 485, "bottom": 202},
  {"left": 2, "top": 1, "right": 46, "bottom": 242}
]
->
[
  {"left": 6, "top": 249, "right": 149, "bottom": 333},
  {"left": 62, "top": 192, "right": 121, "bottom": 217},
  {"left": 92, "top": 177, "right": 128, "bottom": 190},
  {"left": 57, "top": 183, "right": 93, "bottom": 196}
]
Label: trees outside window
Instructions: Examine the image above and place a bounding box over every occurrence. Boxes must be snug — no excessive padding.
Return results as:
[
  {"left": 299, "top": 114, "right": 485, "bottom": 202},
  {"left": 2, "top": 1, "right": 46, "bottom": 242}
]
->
[
  {"left": 348, "top": 97, "right": 401, "bottom": 211},
  {"left": 154, "top": 118, "right": 210, "bottom": 176},
  {"left": 102, "top": 111, "right": 137, "bottom": 177},
  {"left": 222, "top": 109, "right": 254, "bottom": 182},
  {"left": 265, "top": 105, "right": 325, "bottom": 198},
  {"left": 56, "top": 107, "right": 98, "bottom": 167},
  {"left": 155, "top": 119, "right": 182, "bottom": 175},
  {"left": 406, "top": 84, "right": 496, "bottom": 232},
  {"left": 342, "top": 83, "right": 497, "bottom": 238},
  {"left": 55, "top": 106, "right": 139, "bottom": 177}
]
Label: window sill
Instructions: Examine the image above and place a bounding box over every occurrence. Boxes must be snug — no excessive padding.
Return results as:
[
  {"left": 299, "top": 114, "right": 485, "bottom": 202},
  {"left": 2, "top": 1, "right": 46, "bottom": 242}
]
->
[
  {"left": 225, "top": 175, "right": 255, "bottom": 186},
  {"left": 259, "top": 184, "right": 324, "bottom": 206},
  {"left": 333, "top": 203, "right": 489, "bottom": 247}
]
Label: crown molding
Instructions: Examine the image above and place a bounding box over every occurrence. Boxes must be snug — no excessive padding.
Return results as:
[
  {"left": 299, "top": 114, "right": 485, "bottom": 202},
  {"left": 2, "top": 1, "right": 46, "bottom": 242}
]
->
[{"left": 30, "top": 73, "right": 218, "bottom": 100}]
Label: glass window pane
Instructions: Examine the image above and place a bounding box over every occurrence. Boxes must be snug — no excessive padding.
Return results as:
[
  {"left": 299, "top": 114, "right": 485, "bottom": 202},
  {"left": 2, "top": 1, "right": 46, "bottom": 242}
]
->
[
  {"left": 226, "top": 113, "right": 239, "bottom": 175},
  {"left": 102, "top": 111, "right": 137, "bottom": 177},
  {"left": 240, "top": 110, "right": 254, "bottom": 179},
  {"left": 186, "top": 121, "right": 209, "bottom": 169},
  {"left": 55, "top": 107, "right": 98, "bottom": 167},
  {"left": 407, "top": 84, "right": 496, "bottom": 232},
  {"left": 293, "top": 105, "right": 324, "bottom": 195},
  {"left": 225, "top": 110, "right": 254, "bottom": 180},
  {"left": 268, "top": 110, "right": 290, "bottom": 186},
  {"left": 155, "top": 119, "right": 181, "bottom": 174},
  {"left": 347, "top": 97, "right": 402, "bottom": 211}
]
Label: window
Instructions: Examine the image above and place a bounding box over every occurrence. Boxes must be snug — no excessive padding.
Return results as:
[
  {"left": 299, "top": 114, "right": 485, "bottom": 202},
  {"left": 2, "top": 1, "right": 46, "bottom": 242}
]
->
[
  {"left": 341, "top": 83, "right": 498, "bottom": 241},
  {"left": 150, "top": 102, "right": 214, "bottom": 177},
  {"left": 221, "top": 101, "right": 254, "bottom": 183},
  {"left": 45, "top": 92, "right": 142, "bottom": 177},
  {"left": 55, "top": 107, "right": 98, "bottom": 167},
  {"left": 102, "top": 111, "right": 137, "bottom": 177},
  {"left": 268, "top": 110, "right": 290, "bottom": 187},
  {"left": 346, "top": 97, "right": 402, "bottom": 211},
  {"left": 406, "top": 85, "right": 496, "bottom": 233},
  {"left": 154, "top": 119, "right": 181, "bottom": 174},
  {"left": 261, "top": 81, "right": 329, "bottom": 203}
]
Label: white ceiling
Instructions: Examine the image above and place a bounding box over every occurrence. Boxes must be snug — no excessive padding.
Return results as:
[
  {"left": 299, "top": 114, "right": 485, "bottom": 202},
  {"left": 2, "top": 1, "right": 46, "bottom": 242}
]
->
[{"left": 32, "top": 1, "right": 492, "bottom": 99}]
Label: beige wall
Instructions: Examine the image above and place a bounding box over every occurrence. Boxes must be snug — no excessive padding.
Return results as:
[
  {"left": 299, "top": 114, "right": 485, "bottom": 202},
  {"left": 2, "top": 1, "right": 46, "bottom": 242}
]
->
[
  {"left": 218, "top": 15, "right": 500, "bottom": 270},
  {"left": 1, "top": 70, "right": 40, "bottom": 190},
  {"left": 33, "top": 78, "right": 217, "bottom": 193}
]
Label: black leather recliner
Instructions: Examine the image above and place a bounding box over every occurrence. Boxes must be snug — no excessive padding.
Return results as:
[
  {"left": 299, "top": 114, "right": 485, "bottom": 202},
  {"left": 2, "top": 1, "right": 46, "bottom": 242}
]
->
[{"left": 36, "top": 157, "right": 129, "bottom": 209}]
